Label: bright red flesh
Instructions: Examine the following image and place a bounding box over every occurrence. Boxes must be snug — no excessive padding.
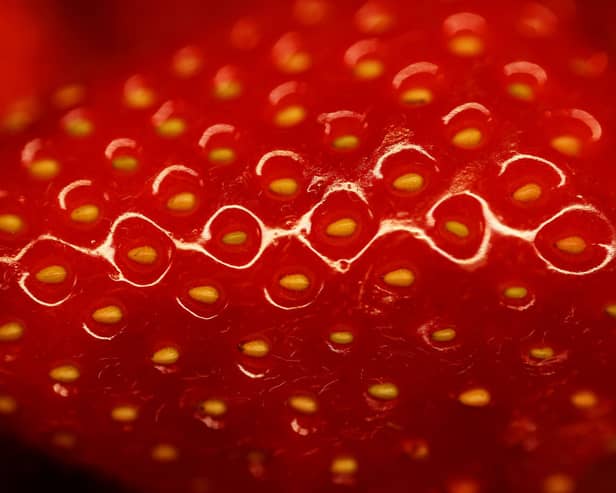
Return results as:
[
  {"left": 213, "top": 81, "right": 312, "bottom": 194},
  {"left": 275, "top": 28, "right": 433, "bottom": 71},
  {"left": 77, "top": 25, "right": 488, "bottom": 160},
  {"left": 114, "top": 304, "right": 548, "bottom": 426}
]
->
[{"left": 1, "top": 1, "right": 616, "bottom": 493}]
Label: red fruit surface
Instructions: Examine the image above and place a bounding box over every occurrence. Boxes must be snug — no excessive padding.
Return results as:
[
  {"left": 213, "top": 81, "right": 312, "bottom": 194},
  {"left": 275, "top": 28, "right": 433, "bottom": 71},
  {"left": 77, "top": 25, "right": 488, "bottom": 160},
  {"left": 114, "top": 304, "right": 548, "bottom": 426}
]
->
[{"left": 1, "top": 1, "right": 616, "bottom": 493}]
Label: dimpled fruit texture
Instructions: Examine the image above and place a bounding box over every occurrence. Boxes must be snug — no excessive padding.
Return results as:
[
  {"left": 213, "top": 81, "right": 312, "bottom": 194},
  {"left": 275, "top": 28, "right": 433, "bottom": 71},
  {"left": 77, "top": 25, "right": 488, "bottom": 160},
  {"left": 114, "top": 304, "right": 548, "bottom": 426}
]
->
[{"left": 1, "top": 1, "right": 616, "bottom": 493}]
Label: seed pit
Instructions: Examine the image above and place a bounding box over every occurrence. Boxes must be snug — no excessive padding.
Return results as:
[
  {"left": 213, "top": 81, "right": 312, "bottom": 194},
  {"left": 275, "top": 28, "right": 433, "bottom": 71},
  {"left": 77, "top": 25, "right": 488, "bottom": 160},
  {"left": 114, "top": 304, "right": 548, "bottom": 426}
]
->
[
  {"left": 272, "top": 32, "right": 312, "bottom": 74},
  {"left": 443, "top": 13, "right": 487, "bottom": 57},
  {"left": 124, "top": 76, "right": 156, "bottom": 109}
]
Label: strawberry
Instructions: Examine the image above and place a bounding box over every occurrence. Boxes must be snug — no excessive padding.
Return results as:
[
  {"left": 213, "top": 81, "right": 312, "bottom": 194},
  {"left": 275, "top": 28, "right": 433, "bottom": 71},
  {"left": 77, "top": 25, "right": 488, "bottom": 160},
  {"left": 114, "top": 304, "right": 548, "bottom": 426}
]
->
[{"left": 1, "top": 1, "right": 616, "bottom": 492}]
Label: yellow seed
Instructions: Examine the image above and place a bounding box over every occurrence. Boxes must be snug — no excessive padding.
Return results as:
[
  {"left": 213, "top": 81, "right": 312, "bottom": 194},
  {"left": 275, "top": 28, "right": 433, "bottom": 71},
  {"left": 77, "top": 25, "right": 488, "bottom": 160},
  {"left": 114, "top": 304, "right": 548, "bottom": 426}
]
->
[
  {"left": 570, "top": 390, "right": 597, "bottom": 409},
  {"left": 555, "top": 236, "right": 586, "bottom": 255},
  {"left": 330, "top": 456, "right": 358, "bottom": 475},
  {"left": 401, "top": 87, "right": 433, "bottom": 106},
  {"left": 29, "top": 158, "right": 60, "bottom": 180},
  {"left": 0, "top": 395, "right": 17, "bottom": 415},
  {"left": 269, "top": 178, "right": 299, "bottom": 196},
  {"left": 188, "top": 286, "right": 219, "bottom": 304},
  {"left": 357, "top": 9, "right": 394, "bottom": 34},
  {"left": 458, "top": 388, "right": 491, "bottom": 407},
  {"left": 289, "top": 395, "right": 318, "bottom": 414},
  {"left": 213, "top": 80, "right": 242, "bottom": 100},
  {"left": 294, "top": 0, "right": 329, "bottom": 25},
  {"left": 35, "top": 265, "right": 67, "bottom": 284},
  {"left": 92, "top": 305, "right": 123, "bottom": 324},
  {"left": 279, "top": 52, "right": 312, "bottom": 74},
  {"left": 156, "top": 117, "right": 187, "bottom": 138},
  {"left": 551, "top": 135, "right": 582, "bottom": 157},
  {"left": 200, "top": 399, "right": 227, "bottom": 417},
  {"left": 124, "top": 87, "right": 155, "bottom": 109},
  {"left": 529, "top": 346, "right": 554, "bottom": 360},
  {"left": 403, "top": 439, "right": 429, "bottom": 460},
  {"left": 274, "top": 105, "right": 307, "bottom": 128},
  {"left": 279, "top": 273, "right": 310, "bottom": 291},
  {"left": 354, "top": 59, "right": 384, "bottom": 80},
  {"left": 111, "top": 405, "right": 138, "bottom": 423},
  {"left": 393, "top": 173, "right": 424, "bottom": 192},
  {"left": 368, "top": 382, "right": 399, "bottom": 401},
  {"left": 0, "top": 214, "right": 24, "bottom": 234},
  {"left": 70, "top": 204, "right": 100, "bottom": 223},
  {"left": 240, "top": 339, "right": 270, "bottom": 358},
  {"left": 332, "top": 134, "right": 360, "bottom": 150},
  {"left": 112, "top": 155, "right": 139, "bottom": 172},
  {"left": 431, "top": 328, "right": 456, "bottom": 342},
  {"left": 325, "top": 218, "right": 357, "bottom": 238},
  {"left": 543, "top": 474, "right": 575, "bottom": 493},
  {"left": 452, "top": 128, "right": 483, "bottom": 149},
  {"left": 53, "top": 84, "right": 85, "bottom": 109},
  {"left": 49, "top": 364, "right": 80, "bottom": 383},
  {"left": 52, "top": 432, "right": 76, "bottom": 449},
  {"left": 0, "top": 321, "right": 24, "bottom": 341},
  {"left": 329, "top": 331, "right": 354, "bottom": 345},
  {"left": 222, "top": 230, "right": 248, "bottom": 245},
  {"left": 64, "top": 117, "right": 94, "bottom": 137},
  {"left": 445, "top": 220, "right": 470, "bottom": 238},
  {"left": 383, "top": 268, "right": 415, "bottom": 287},
  {"left": 151, "top": 444, "right": 178, "bottom": 462},
  {"left": 151, "top": 347, "right": 180, "bottom": 365},
  {"left": 513, "top": 183, "right": 542, "bottom": 203},
  {"left": 2, "top": 108, "right": 35, "bottom": 133},
  {"left": 507, "top": 82, "right": 534, "bottom": 101},
  {"left": 504, "top": 286, "right": 528, "bottom": 299},
  {"left": 208, "top": 147, "right": 236, "bottom": 165},
  {"left": 166, "top": 192, "right": 197, "bottom": 212},
  {"left": 449, "top": 34, "right": 484, "bottom": 57},
  {"left": 127, "top": 246, "right": 158, "bottom": 265},
  {"left": 606, "top": 304, "right": 616, "bottom": 318},
  {"left": 172, "top": 53, "right": 202, "bottom": 78}
]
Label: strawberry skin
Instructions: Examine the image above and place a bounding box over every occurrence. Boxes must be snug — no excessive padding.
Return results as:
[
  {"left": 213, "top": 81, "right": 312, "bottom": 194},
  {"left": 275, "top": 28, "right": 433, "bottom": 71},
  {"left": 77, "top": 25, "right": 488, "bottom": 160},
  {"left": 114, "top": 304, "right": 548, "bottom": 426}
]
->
[{"left": 2, "top": 1, "right": 616, "bottom": 492}]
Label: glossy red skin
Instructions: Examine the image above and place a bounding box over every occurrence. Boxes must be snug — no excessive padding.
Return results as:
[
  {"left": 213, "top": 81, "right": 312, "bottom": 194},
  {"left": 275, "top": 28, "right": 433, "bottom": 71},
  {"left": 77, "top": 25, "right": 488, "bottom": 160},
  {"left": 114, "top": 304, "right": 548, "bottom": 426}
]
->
[{"left": 1, "top": 1, "right": 616, "bottom": 492}]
